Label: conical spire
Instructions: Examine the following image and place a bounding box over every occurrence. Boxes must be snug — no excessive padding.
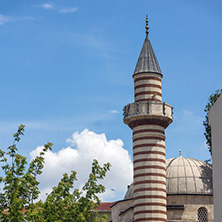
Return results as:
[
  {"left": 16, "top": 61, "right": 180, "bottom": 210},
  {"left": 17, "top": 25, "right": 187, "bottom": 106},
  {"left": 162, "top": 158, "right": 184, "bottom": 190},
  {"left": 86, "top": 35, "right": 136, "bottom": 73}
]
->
[{"left": 133, "top": 16, "right": 162, "bottom": 75}]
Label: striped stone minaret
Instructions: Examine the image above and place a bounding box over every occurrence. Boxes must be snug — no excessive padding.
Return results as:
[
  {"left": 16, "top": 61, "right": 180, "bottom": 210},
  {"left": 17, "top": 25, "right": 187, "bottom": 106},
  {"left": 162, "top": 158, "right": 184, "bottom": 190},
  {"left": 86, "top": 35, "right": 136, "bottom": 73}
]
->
[{"left": 123, "top": 16, "right": 173, "bottom": 222}]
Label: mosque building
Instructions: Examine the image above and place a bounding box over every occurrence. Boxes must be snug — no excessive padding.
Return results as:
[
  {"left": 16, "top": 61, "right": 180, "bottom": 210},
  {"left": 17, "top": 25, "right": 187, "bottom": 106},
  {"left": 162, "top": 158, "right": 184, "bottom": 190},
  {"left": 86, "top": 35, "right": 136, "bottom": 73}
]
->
[{"left": 97, "top": 17, "right": 214, "bottom": 222}]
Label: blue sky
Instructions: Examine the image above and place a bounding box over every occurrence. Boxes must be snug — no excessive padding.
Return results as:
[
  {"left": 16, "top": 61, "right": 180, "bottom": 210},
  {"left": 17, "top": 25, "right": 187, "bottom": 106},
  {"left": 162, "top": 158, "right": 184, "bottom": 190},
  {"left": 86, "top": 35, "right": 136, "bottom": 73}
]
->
[{"left": 0, "top": 0, "right": 222, "bottom": 200}]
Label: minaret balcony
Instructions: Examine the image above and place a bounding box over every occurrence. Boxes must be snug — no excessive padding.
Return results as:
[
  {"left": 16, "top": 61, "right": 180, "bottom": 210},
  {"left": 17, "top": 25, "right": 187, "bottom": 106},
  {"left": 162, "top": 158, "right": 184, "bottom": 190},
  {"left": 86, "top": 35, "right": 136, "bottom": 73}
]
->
[{"left": 123, "top": 101, "right": 173, "bottom": 127}]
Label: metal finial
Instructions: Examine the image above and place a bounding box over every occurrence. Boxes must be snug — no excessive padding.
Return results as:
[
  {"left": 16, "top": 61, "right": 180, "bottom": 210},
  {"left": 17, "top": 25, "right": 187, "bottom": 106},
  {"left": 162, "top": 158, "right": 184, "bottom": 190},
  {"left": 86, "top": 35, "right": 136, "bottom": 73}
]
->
[
  {"left": 179, "top": 150, "right": 182, "bottom": 157},
  {"left": 145, "top": 15, "right": 149, "bottom": 35}
]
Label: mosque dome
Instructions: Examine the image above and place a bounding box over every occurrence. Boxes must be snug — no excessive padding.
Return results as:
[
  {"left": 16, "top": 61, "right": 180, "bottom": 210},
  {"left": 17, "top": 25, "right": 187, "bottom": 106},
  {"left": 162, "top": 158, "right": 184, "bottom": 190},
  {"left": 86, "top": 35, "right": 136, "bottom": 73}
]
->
[
  {"left": 124, "top": 155, "right": 213, "bottom": 200},
  {"left": 124, "top": 184, "right": 134, "bottom": 200},
  {"left": 166, "top": 155, "right": 213, "bottom": 195}
]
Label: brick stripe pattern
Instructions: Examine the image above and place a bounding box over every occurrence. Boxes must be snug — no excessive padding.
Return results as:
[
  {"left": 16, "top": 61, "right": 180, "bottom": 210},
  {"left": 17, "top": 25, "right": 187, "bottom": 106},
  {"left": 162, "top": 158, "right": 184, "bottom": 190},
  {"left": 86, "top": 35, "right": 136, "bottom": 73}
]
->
[
  {"left": 133, "top": 124, "right": 167, "bottom": 222},
  {"left": 134, "top": 73, "right": 162, "bottom": 102}
]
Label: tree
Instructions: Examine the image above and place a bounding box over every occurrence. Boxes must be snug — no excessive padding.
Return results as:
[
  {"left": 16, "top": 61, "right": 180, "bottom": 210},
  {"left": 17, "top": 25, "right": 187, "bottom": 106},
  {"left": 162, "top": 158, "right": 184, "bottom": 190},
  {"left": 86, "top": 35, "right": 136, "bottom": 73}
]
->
[
  {"left": 203, "top": 89, "right": 222, "bottom": 156},
  {"left": 0, "top": 124, "right": 52, "bottom": 222},
  {"left": 0, "top": 125, "right": 110, "bottom": 222},
  {"left": 35, "top": 159, "right": 110, "bottom": 222}
]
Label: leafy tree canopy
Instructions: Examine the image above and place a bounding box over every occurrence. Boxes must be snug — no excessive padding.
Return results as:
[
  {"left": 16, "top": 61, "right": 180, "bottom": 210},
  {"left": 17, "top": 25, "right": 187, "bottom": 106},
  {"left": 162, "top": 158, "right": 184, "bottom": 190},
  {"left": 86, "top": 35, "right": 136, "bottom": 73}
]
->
[
  {"left": 203, "top": 89, "right": 222, "bottom": 156},
  {"left": 0, "top": 125, "right": 110, "bottom": 222}
]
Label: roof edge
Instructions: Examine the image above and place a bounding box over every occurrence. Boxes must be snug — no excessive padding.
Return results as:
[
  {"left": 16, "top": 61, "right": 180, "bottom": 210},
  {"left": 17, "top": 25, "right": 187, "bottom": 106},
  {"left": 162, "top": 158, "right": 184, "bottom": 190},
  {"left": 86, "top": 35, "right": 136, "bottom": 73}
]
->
[
  {"left": 110, "top": 198, "right": 133, "bottom": 208},
  {"left": 167, "top": 193, "right": 213, "bottom": 196},
  {"left": 133, "top": 71, "right": 163, "bottom": 78}
]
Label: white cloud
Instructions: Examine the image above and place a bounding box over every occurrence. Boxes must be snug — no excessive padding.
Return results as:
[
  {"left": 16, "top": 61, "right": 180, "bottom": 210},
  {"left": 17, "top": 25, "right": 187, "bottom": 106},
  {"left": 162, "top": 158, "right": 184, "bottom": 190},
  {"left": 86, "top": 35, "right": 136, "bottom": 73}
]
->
[
  {"left": 183, "top": 110, "right": 192, "bottom": 117},
  {"left": 39, "top": 3, "right": 78, "bottom": 14},
  {"left": 30, "top": 129, "right": 133, "bottom": 201},
  {"left": 0, "top": 15, "right": 10, "bottom": 25},
  {"left": 109, "top": 110, "right": 119, "bottom": 114},
  {"left": 0, "top": 14, "right": 35, "bottom": 25},
  {"left": 17, "top": 17, "right": 36, "bottom": 22},
  {"left": 59, "top": 7, "right": 78, "bottom": 14},
  {"left": 41, "top": 3, "right": 54, "bottom": 9},
  {"left": 200, "top": 140, "right": 208, "bottom": 151}
]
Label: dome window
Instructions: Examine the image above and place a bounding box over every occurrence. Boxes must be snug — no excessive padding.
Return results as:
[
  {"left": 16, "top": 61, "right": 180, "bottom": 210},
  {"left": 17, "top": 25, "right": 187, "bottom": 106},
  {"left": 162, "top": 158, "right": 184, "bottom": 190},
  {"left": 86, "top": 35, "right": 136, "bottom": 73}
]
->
[{"left": 198, "top": 207, "right": 208, "bottom": 222}]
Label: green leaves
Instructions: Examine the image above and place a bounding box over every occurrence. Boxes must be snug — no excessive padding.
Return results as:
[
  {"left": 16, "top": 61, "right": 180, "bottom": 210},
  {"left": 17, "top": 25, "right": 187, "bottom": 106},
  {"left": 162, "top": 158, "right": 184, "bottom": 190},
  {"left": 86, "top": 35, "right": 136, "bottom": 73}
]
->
[
  {"left": 0, "top": 125, "right": 110, "bottom": 222},
  {"left": 0, "top": 125, "right": 53, "bottom": 221},
  {"left": 203, "top": 89, "right": 222, "bottom": 156},
  {"left": 34, "top": 160, "right": 110, "bottom": 222}
]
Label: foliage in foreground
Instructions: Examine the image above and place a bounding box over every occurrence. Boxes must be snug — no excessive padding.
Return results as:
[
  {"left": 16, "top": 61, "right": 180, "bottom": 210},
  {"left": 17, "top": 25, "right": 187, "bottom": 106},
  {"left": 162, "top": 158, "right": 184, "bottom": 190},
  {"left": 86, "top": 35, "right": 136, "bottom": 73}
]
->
[
  {"left": 0, "top": 125, "right": 110, "bottom": 222},
  {"left": 203, "top": 89, "right": 222, "bottom": 156}
]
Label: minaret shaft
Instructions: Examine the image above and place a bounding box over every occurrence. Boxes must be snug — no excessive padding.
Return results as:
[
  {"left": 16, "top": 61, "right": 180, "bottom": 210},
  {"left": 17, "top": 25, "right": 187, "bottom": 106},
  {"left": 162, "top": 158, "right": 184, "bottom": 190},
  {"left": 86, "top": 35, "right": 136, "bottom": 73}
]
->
[
  {"left": 124, "top": 82, "right": 172, "bottom": 221},
  {"left": 134, "top": 73, "right": 162, "bottom": 102},
  {"left": 133, "top": 123, "right": 167, "bottom": 222}
]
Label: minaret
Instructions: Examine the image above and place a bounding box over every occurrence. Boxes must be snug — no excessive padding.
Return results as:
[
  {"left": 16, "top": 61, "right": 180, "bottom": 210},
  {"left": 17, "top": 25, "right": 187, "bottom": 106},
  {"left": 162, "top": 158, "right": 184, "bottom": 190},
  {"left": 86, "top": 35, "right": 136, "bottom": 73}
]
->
[{"left": 123, "top": 16, "right": 173, "bottom": 222}]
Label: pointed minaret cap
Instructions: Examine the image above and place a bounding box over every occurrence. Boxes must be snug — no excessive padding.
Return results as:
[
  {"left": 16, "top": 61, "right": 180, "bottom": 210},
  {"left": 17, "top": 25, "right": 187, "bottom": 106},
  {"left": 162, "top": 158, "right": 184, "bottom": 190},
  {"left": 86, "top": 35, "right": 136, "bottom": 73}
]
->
[{"left": 133, "top": 15, "right": 162, "bottom": 76}]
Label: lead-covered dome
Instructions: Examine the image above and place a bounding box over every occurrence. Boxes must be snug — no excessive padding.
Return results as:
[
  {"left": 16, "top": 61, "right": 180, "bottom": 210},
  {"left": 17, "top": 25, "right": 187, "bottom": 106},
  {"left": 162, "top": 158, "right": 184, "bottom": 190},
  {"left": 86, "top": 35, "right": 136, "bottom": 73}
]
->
[
  {"left": 166, "top": 155, "right": 213, "bottom": 195},
  {"left": 124, "top": 155, "right": 213, "bottom": 200}
]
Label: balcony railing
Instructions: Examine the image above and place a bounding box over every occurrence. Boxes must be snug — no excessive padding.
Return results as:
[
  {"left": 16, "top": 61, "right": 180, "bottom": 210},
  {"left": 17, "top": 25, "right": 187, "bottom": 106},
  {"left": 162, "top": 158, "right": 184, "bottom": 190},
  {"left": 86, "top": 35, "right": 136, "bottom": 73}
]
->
[{"left": 123, "top": 101, "right": 173, "bottom": 119}]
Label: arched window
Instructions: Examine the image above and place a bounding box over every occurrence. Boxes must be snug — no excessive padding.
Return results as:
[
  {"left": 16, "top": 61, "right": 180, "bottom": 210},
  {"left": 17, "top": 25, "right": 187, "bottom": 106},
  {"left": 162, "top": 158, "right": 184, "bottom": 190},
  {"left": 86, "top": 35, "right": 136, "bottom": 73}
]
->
[{"left": 198, "top": 207, "right": 208, "bottom": 222}]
